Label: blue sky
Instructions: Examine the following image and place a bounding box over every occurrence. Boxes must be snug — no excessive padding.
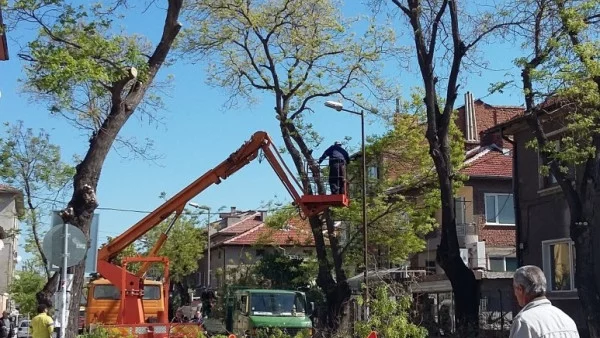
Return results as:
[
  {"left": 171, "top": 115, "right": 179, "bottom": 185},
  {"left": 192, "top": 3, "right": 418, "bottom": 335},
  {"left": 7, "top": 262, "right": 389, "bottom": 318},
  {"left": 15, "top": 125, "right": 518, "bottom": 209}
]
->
[{"left": 0, "top": 1, "right": 526, "bottom": 258}]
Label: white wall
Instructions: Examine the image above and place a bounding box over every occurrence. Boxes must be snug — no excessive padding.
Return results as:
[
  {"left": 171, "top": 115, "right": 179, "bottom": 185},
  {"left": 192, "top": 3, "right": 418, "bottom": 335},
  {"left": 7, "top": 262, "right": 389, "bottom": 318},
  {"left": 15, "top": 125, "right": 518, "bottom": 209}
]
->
[{"left": 0, "top": 193, "right": 19, "bottom": 312}]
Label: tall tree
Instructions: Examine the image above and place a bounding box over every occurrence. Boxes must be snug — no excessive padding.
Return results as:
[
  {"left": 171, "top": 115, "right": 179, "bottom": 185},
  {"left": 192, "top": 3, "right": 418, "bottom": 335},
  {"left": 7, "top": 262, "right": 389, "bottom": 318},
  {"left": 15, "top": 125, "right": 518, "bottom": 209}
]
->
[
  {"left": 6, "top": 1, "right": 183, "bottom": 336},
  {"left": 0, "top": 121, "right": 75, "bottom": 279},
  {"left": 335, "top": 94, "right": 465, "bottom": 278},
  {"left": 181, "top": 0, "right": 395, "bottom": 331},
  {"left": 504, "top": 0, "right": 600, "bottom": 334},
  {"left": 382, "top": 0, "right": 521, "bottom": 335}
]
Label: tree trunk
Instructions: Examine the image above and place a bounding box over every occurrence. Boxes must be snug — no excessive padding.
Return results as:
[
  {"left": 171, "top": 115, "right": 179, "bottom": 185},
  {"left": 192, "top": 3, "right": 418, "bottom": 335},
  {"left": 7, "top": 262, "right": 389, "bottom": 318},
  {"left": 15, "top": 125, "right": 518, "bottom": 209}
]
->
[
  {"left": 307, "top": 212, "right": 351, "bottom": 334},
  {"left": 36, "top": 273, "right": 60, "bottom": 308},
  {"left": 277, "top": 119, "right": 351, "bottom": 335},
  {"left": 431, "top": 138, "right": 479, "bottom": 337},
  {"left": 573, "top": 144, "right": 600, "bottom": 337},
  {"left": 32, "top": 2, "right": 183, "bottom": 336},
  {"left": 571, "top": 219, "right": 600, "bottom": 337}
]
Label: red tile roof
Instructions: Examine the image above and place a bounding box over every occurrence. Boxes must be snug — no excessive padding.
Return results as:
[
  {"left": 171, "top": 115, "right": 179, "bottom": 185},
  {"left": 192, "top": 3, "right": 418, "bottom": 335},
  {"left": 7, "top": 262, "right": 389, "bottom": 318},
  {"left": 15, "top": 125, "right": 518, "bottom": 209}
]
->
[
  {"left": 222, "top": 218, "right": 314, "bottom": 247},
  {"left": 217, "top": 213, "right": 264, "bottom": 234},
  {"left": 0, "top": 7, "right": 8, "bottom": 61},
  {"left": 461, "top": 148, "right": 513, "bottom": 178}
]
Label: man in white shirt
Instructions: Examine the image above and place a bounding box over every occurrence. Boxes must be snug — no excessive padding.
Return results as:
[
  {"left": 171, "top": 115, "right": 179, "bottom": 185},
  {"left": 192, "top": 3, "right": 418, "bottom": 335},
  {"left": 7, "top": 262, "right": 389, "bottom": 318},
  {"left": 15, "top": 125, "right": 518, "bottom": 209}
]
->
[{"left": 510, "top": 265, "right": 579, "bottom": 338}]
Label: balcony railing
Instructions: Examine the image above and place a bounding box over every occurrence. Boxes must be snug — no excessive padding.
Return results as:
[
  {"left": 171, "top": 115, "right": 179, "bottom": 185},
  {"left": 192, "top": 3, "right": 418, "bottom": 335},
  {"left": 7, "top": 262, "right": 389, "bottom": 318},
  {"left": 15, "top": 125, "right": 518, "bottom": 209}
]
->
[{"left": 456, "top": 223, "right": 478, "bottom": 237}]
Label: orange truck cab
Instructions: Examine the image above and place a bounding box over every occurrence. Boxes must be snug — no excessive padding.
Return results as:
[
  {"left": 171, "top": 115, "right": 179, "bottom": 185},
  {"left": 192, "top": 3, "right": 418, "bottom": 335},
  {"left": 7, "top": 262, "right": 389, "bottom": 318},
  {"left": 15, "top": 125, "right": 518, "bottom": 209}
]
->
[{"left": 85, "top": 278, "right": 164, "bottom": 327}]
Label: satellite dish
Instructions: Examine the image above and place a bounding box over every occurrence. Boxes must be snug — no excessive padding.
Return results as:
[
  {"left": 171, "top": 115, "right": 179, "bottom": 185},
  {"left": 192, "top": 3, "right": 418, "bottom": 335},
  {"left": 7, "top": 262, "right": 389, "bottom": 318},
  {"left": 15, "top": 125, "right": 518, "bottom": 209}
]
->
[{"left": 42, "top": 224, "right": 88, "bottom": 268}]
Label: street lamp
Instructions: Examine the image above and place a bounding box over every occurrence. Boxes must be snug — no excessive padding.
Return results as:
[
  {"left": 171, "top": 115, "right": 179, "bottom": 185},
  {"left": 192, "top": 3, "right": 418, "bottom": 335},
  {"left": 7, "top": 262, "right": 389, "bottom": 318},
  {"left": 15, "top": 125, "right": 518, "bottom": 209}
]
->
[
  {"left": 324, "top": 100, "right": 369, "bottom": 319},
  {"left": 189, "top": 202, "right": 212, "bottom": 288}
]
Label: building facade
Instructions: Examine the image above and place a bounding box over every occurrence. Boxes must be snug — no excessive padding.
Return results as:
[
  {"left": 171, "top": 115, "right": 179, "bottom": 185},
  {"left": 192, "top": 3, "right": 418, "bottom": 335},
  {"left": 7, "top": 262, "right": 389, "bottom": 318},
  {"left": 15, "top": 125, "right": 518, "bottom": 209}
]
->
[
  {"left": 194, "top": 207, "right": 315, "bottom": 289},
  {"left": 0, "top": 185, "right": 23, "bottom": 313},
  {"left": 489, "top": 106, "right": 591, "bottom": 335},
  {"left": 410, "top": 94, "right": 522, "bottom": 275}
]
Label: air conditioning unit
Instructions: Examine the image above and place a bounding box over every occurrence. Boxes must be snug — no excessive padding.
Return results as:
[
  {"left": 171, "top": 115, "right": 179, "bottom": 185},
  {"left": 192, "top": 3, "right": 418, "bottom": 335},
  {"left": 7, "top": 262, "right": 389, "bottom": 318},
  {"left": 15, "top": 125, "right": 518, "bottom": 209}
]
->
[
  {"left": 460, "top": 248, "right": 469, "bottom": 267},
  {"left": 467, "top": 241, "right": 486, "bottom": 269}
]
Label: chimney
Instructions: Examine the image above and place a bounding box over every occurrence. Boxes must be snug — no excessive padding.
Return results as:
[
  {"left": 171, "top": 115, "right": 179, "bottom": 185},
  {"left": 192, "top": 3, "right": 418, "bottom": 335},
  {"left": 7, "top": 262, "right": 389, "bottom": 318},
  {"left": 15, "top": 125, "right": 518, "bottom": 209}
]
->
[
  {"left": 480, "top": 131, "right": 504, "bottom": 148},
  {"left": 217, "top": 206, "right": 242, "bottom": 228},
  {"left": 464, "top": 92, "right": 478, "bottom": 142},
  {"left": 259, "top": 210, "right": 268, "bottom": 221},
  {"left": 393, "top": 97, "right": 401, "bottom": 125}
]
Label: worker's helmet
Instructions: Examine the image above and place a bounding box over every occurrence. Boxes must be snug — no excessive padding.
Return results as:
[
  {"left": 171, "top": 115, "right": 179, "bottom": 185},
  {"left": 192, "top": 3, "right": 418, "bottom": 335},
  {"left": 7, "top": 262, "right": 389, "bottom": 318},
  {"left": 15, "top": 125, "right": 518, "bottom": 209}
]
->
[{"left": 334, "top": 141, "right": 341, "bottom": 145}]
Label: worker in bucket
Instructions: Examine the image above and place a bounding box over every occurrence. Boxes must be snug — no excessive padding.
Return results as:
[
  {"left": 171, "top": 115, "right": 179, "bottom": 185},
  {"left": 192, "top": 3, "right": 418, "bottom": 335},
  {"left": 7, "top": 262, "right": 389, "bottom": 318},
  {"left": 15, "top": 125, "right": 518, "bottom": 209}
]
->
[{"left": 318, "top": 141, "right": 350, "bottom": 194}]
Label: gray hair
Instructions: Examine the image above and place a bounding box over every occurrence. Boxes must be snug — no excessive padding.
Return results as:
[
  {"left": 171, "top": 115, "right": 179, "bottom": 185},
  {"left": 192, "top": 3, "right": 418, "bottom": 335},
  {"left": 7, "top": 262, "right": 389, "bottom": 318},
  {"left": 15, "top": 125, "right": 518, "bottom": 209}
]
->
[{"left": 513, "top": 265, "right": 547, "bottom": 297}]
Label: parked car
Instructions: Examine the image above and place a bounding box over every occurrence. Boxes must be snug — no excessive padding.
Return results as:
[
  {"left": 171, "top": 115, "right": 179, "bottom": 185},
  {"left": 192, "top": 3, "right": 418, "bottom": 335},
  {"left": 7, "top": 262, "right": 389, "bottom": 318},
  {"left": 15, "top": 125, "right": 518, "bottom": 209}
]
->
[
  {"left": 78, "top": 309, "right": 85, "bottom": 334},
  {"left": 16, "top": 320, "right": 30, "bottom": 338}
]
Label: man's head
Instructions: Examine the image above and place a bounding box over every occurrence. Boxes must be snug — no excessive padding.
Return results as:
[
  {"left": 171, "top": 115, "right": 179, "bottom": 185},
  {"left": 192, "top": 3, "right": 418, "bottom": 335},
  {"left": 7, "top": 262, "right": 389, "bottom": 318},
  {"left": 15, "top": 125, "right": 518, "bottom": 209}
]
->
[
  {"left": 513, "top": 265, "right": 547, "bottom": 307},
  {"left": 195, "top": 310, "right": 201, "bottom": 318},
  {"left": 37, "top": 304, "right": 48, "bottom": 314},
  {"left": 1, "top": 311, "right": 8, "bottom": 318}
]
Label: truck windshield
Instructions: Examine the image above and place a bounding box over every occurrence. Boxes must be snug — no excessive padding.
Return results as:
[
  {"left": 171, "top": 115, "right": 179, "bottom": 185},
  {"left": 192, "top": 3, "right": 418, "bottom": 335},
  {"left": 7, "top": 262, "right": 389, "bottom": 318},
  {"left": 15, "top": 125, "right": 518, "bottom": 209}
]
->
[
  {"left": 93, "top": 285, "right": 161, "bottom": 300},
  {"left": 250, "top": 293, "right": 305, "bottom": 316}
]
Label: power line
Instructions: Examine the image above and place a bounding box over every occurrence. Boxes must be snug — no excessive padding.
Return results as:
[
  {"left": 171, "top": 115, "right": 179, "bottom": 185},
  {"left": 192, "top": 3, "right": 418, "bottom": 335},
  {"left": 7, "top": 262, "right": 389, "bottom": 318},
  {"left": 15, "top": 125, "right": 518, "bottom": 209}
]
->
[{"left": 26, "top": 194, "right": 296, "bottom": 215}]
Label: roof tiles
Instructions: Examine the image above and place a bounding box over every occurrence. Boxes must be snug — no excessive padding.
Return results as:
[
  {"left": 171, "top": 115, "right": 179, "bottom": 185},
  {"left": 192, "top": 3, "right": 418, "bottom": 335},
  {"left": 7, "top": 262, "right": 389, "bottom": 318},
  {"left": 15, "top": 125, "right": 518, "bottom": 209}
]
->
[
  {"left": 222, "top": 217, "right": 314, "bottom": 247},
  {"left": 461, "top": 148, "right": 513, "bottom": 178}
]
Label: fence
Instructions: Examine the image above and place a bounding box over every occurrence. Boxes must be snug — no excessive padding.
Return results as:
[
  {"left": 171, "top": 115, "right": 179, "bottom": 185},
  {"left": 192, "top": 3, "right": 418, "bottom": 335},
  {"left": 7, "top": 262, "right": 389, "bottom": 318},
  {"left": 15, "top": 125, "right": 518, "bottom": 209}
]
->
[
  {"left": 96, "top": 323, "right": 205, "bottom": 338},
  {"left": 410, "top": 288, "right": 516, "bottom": 338}
]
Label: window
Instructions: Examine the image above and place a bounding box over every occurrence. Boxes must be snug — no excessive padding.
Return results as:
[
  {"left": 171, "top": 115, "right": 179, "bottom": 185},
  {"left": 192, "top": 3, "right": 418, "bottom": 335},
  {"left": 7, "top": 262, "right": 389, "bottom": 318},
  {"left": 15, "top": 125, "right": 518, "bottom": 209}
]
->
[
  {"left": 368, "top": 166, "right": 379, "bottom": 179},
  {"left": 143, "top": 285, "right": 161, "bottom": 300},
  {"left": 425, "top": 260, "right": 436, "bottom": 274},
  {"left": 488, "top": 256, "right": 517, "bottom": 272},
  {"left": 484, "top": 193, "right": 515, "bottom": 225},
  {"left": 505, "top": 257, "right": 518, "bottom": 271},
  {"left": 93, "top": 284, "right": 161, "bottom": 300},
  {"left": 239, "top": 295, "right": 248, "bottom": 313},
  {"left": 538, "top": 141, "right": 559, "bottom": 190},
  {"left": 542, "top": 239, "right": 576, "bottom": 291},
  {"left": 93, "top": 285, "right": 120, "bottom": 300},
  {"left": 538, "top": 136, "right": 576, "bottom": 190},
  {"left": 489, "top": 257, "right": 505, "bottom": 271},
  {"left": 250, "top": 293, "right": 305, "bottom": 315}
]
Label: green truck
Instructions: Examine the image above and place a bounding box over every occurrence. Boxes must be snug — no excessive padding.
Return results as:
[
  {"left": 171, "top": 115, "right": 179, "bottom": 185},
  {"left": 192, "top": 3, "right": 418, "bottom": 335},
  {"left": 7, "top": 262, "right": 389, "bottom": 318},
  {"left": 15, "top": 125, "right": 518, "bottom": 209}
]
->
[{"left": 221, "top": 289, "right": 314, "bottom": 337}]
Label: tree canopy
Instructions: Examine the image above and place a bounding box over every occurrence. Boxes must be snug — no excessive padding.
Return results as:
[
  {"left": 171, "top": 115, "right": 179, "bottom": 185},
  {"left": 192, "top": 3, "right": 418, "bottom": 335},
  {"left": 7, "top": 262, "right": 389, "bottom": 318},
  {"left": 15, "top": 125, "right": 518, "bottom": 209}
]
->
[
  {"left": 5, "top": 1, "right": 183, "bottom": 334},
  {"left": 180, "top": 0, "right": 397, "bottom": 328},
  {"left": 0, "top": 122, "right": 75, "bottom": 278}
]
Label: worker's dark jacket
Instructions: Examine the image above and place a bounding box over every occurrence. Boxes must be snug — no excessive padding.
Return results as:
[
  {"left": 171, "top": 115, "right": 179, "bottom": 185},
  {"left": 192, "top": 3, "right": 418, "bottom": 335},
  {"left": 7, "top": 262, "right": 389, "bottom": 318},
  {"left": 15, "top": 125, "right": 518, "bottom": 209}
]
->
[
  {"left": 318, "top": 145, "right": 350, "bottom": 194},
  {"left": 318, "top": 145, "right": 350, "bottom": 164}
]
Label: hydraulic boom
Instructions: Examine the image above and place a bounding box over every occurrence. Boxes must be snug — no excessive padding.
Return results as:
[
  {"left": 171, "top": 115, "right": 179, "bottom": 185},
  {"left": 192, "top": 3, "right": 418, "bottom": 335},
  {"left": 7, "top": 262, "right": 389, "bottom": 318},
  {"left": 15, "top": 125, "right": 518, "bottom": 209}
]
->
[{"left": 95, "top": 131, "right": 348, "bottom": 325}]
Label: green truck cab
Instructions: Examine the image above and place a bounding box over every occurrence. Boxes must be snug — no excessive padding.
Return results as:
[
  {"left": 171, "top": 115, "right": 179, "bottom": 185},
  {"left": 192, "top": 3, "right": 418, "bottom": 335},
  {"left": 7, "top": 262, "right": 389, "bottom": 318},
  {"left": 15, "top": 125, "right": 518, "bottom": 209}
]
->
[{"left": 225, "top": 289, "right": 313, "bottom": 337}]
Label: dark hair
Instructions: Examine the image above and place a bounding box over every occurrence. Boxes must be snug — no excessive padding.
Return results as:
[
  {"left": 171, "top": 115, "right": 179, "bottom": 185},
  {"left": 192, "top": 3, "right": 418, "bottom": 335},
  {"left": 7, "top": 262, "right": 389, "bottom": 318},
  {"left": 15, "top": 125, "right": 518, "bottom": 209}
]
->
[{"left": 37, "top": 304, "right": 48, "bottom": 314}]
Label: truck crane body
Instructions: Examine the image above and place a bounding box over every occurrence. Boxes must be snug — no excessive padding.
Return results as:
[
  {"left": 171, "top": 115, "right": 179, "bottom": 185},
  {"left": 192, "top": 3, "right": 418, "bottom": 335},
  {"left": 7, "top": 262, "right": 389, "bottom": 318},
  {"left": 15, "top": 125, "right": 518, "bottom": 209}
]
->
[{"left": 87, "top": 131, "right": 348, "bottom": 327}]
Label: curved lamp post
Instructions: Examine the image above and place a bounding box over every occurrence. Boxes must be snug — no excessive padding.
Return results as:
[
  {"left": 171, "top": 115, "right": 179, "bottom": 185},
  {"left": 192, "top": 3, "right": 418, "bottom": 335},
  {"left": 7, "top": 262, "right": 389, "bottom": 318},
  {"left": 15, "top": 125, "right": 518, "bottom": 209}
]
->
[
  {"left": 189, "top": 202, "right": 212, "bottom": 288},
  {"left": 324, "top": 100, "right": 369, "bottom": 319}
]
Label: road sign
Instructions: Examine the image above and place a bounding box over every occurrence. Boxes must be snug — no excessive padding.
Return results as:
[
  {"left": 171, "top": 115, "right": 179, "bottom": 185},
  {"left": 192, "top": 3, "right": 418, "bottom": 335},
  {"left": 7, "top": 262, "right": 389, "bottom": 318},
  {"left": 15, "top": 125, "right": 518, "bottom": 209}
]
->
[
  {"left": 42, "top": 223, "right": 88, "bottom": 267},
  {"left": 52, "top": 211, "right": 99, "bottom": 273}
]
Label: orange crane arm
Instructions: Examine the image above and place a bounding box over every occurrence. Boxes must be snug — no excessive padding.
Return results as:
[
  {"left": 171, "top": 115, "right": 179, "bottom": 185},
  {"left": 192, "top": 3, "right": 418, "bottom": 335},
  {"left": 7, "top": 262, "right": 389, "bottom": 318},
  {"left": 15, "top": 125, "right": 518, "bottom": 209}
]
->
[{"left": 97, "top": 131, "right": 310, "bottom": 263}]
